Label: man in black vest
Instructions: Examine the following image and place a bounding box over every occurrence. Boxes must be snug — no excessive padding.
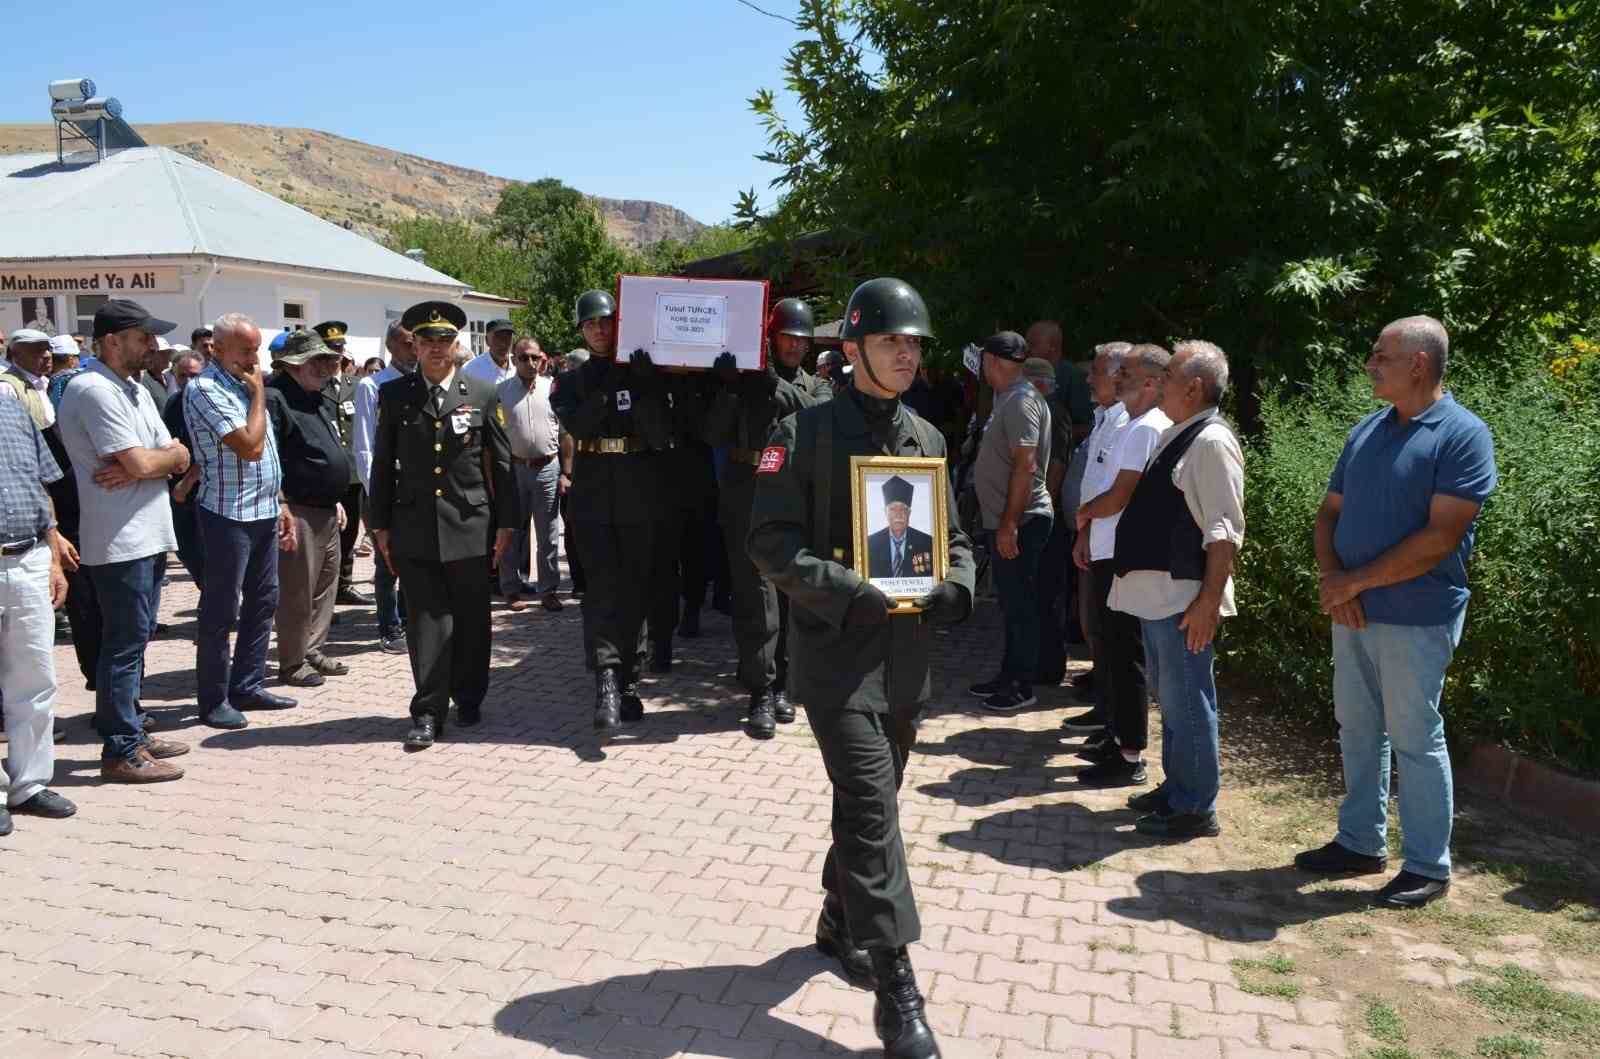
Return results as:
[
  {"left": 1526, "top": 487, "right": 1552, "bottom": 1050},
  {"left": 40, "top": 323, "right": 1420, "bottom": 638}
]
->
[{"left": 1105, "top": 341, "right": 1245, "bottom": 839}]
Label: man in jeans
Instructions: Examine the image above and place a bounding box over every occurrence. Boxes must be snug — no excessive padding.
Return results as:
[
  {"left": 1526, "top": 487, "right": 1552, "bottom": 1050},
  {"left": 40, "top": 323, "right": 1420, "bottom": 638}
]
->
[
  {"left": 496, "top": 336, "right": 564, "bottom": 612},
  {"left": 353, "top": 322, "right": 415, "bottom": 653},
  {"left": 1073, "top": 344, "right": 1171, "bottom": 788},
  {"left": 1297, "top": 315, "right": 1496, "bottom": 909},
  {"left": 56, "top": 299, "right": 192, "bottom": 781},
  {"left": 184, "top": 313, "right": 297, "bottom": 730},
  {"left": 1108, "top": 342, "right": 1245, "bottom": 839},
  {"left": 966, "top": 332, "right": 1053, "bottom": 713}
]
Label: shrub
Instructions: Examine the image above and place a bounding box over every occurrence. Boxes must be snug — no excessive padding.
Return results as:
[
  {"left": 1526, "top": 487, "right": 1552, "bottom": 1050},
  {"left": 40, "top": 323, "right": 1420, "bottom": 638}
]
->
[{"left": 1224, "top": 340, "right": 1600, "bottom": 778}]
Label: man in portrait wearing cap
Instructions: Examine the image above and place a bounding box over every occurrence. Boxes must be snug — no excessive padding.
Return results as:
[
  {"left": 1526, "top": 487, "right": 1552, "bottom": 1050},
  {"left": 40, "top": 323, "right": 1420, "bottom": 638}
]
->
[
  {"left": 866, "top": 475, "right": 935, "bottom": 582},
  {"left": 368, "top": 301, "right": 516, "bottom": 749},
  {"left": 312, "top": 321, "right": 373, "bottom": 608},
  {"left": 748, "top": 277, "right": 974, "bottom": 1058},
  {"left": 703, "top": 297, "right": 825, "bottom": 738},
  {"left": 551, "top": 289, "right": 676, "bottom": 731},
  {"left": 266, "top": 331, "right": 355, "bottom": 688}
]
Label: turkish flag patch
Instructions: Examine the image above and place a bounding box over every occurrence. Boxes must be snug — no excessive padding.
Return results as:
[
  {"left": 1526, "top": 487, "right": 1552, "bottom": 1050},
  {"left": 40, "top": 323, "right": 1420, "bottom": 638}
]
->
[{"left": 756, "top": 446, "right": 787, "bottom": 474}]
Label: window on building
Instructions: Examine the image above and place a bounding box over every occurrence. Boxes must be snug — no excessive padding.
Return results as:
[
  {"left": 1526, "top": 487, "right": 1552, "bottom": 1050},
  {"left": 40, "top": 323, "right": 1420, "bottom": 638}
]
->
[
  {"left": 467, "top": 319, "right": 487, "bottom": 355},
  {"left": 282, "top": 301, "right": 307, "bottom": 327},
  {"left": 75, "top": 294, "right": 107, "bottom": 337},
  {"left": 21, "top": 296, "right": 58, "bottom": 332}
]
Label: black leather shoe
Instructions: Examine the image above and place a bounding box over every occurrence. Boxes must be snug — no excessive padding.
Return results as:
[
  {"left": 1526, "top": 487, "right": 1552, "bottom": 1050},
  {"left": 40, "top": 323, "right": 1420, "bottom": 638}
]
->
[
  {"left": 1127, "top": 786, "right": 1170, "bottom": 815},
  {"left": 1135, "top": 810, "right": 1221, "bottom": 839},
  {"left": 337, "top": 586, "right": 375, "bottom": 605},
  {"left": 620, "top": 680, "right": 644, "bottom": 723},
  {"left": 1372, "top": 870, "right": 1451, "bottom": 909},
  {"left": 679, "top": 609, "right": 701, "bottom": 638},
  {"left": 0, "top": 806, "right": 11, "bottom": 836},
  {"left": 235, "top": 690, "right": 298, "bottom": 711},
  {"left": 870, "top": 947, "right": 941, "bottom": 1058},
  {"left": 1076, "top": 755, "right": 1147, "bottom": 787},
  {"left": 457, "top": 704, "right": 482, "bottom": 728},
  {"left": 1294, "top": 840, "right": 1388, "bottom": 876},
  {"left": 649, "top": 639, "right": 673, "bottom": 673},
  {"left": 11, "top": 789, "right": 77, "bottom": 818},
  {"left": 594, "top": 670, "right": 622, "bottom": 731},
  {"left": 404, "top": 715, "right": 436, "bottom": 750},
  {"left": 1075, "top": 739, "right": 1122, "bottom": 765},
  {"left": 816, "top": 897, "right": 875, "bottom": 989},
  {"left": 746, "top": 689, "right": 777, "bottom": 740},
  {"left": 771, "top": 689, "right": 796, "bottom": 724},
  {"left": 199, "top": 704, "right": 249, "bottom": 730}
]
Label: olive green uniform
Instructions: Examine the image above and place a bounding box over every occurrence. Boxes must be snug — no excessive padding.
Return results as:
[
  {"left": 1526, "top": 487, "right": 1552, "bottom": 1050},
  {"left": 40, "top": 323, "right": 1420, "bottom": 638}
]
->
[
  {"left": 367, "top": 371, "right": 516, "bottom": 723},
  {"left": 327, "top": 373, "right": 364, "bottom": 594},
  {"left": 748, "top": 386, "right": 974, "bottom": 949}
]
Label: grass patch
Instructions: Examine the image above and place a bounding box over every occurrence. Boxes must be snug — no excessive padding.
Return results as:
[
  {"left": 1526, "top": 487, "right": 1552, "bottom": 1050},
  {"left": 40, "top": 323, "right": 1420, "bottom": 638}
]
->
[
  {"left": 1461, "top": 964, "right": 1600, "bottom": 1045},
  {"left": 1474, "top": 1035, "right": 1544, "bottom": 1058},
  {"left": 1363, "top": 995, "right": 1407, "bottom": 1045},
  {"left": 1231, "top": 953, "right": 1302, "bottom": 999},
  {"left": 1362, "top": 1048, "right": 1416, "bottom": 1059},
  {"left": 1408, "top": 905, "right": 1510, "bottom": 938}
]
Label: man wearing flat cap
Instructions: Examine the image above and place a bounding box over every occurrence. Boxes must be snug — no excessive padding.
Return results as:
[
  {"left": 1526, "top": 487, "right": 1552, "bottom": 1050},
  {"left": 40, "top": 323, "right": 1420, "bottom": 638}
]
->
[
  {"left": 267, "top": 331, "right": 354, "bottom": 688},
  {"left": 313, "top": 321, "right": 372, "bottom": 607},
  {"left": 461, "top": 319, "right": 518, "bottom": 387},
  {"left": 368, "top": 301, "right": 516, "bottom": 749},
  {"left": 866, "top": 476, "right": 935, "bottom": 581}
]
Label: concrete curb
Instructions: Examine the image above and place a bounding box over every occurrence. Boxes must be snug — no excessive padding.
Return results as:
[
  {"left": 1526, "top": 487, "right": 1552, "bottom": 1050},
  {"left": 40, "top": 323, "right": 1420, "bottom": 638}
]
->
[{"left": 1461, "top": 742, "right": 1600, "bottom": 836}]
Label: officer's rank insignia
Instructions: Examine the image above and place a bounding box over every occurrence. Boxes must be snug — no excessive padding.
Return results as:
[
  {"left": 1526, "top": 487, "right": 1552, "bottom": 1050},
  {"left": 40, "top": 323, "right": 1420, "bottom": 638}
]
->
[
  {"left": 616, "top": 389, "right": 632, "bottom": 411},
  {"left": 757, "top": 446, "right": 786, "bottom": 473}
]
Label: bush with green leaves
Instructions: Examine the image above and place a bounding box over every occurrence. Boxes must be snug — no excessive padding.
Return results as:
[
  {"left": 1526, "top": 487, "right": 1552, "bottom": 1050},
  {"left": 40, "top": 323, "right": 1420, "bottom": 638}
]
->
[{"left": 1224, "top": 340, "right": 1600, "bottom": 778}]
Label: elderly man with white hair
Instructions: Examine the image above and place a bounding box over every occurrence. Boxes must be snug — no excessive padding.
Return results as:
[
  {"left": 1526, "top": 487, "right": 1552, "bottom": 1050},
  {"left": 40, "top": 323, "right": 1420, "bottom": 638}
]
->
[{"left": 1107, "top": 340, "right": 1245, "bottom": 840}]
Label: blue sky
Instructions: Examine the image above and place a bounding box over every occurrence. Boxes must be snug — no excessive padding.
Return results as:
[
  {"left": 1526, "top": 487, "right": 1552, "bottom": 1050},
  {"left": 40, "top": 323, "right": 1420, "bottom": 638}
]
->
[{"left": 0, "top": 0, "right": 808, "bottom": 225}]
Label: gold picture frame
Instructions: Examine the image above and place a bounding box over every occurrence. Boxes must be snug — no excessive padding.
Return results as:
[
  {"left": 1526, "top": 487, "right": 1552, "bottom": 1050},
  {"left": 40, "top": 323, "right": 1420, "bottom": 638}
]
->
[{"left": 850, "top": 455, "right": 950, "bottom": 609}]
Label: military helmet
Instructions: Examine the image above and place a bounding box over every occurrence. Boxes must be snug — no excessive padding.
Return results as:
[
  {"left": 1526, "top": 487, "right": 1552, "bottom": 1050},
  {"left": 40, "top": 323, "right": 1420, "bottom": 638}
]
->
[
  {"left": 575, "top": 289, "right": 616, "bottom": 326},
  {"left": 768, "top": 297, "right": 814, "bottom": 339},
  {"left": 839, "top": 277, "right": 933, "bottom": 342}
]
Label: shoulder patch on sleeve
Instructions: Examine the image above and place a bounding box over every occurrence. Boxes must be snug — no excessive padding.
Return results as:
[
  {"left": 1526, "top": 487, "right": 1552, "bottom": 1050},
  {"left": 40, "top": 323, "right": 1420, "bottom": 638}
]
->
[{"left": 756, "top": 446, "right": 787, "bottom": 474}]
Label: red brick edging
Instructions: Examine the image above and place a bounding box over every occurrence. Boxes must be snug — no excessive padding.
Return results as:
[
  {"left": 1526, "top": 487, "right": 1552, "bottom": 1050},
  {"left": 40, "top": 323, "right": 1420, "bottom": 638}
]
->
[{"left": 1461, "top": 743, "right": 1600, "bottom": 835}]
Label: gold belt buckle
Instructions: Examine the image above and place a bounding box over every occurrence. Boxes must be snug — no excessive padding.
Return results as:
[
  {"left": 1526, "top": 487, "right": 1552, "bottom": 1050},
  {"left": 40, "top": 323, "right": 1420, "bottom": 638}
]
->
[{"left": 600, "top": 437, "right": 627, "bottom": 454}]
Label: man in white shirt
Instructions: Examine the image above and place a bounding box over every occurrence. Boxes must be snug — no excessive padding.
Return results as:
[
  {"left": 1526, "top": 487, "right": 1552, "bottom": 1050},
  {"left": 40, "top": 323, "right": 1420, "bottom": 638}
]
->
[
  {"left": 1072, "top": 344, "right": 1172, "bottom": 789},
  {"left": 460, "top": 319, "right": 517, "bottom": 387},
  {"left": 496, "top": 337, "right": 564, "bottom": 611},
  {"left": 353, "top": 322, "right": 416, "bottom": 653}
]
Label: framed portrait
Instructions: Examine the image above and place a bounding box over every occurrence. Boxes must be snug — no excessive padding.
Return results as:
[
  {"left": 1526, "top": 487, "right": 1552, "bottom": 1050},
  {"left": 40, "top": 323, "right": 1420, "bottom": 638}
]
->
[{"left": 851, "top": 455, "right": 949, "bottom": 606}]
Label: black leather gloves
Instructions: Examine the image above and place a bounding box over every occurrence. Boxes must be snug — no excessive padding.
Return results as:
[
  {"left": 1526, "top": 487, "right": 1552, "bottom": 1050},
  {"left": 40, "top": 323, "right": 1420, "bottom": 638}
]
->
[
  {"left": 913, "top": 581, "right": 971, "bottom": 625},
  {"left": 713, "top": 352, "right": 739, "bottom": 387}
]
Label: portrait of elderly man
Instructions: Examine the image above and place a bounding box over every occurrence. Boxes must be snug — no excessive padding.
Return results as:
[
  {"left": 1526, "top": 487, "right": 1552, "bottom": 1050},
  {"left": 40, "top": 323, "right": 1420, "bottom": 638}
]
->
[{"left": 866, "top": 475, "right": 935, "bottom": 581}]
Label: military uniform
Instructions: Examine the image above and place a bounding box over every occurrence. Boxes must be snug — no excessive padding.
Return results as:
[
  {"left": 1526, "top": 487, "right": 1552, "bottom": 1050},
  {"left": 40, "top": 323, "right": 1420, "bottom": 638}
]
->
[
  {"left": 367, "top": 302, "right": 516, "bottom": 743},
  {"left": 550, "top": 289, "right": 675, "bottom": 729},
  {"left": 313, "top": 321, "right": 368, "bottom": 604},
  {"left": 748, "top": 278, "right": 969, "bottom": 1059},
  {"left": 646, "top": 373, "right": 716, "bottom": 670}
]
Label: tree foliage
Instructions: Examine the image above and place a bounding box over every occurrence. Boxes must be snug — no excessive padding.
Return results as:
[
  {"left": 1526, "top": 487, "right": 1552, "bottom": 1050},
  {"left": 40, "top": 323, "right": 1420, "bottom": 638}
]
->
[
  {"left": 491, "top": 177, "right": 586, "bottom": 251},
  {"left": 741, "top": 0, "right": 1600, "bottom": 387}
]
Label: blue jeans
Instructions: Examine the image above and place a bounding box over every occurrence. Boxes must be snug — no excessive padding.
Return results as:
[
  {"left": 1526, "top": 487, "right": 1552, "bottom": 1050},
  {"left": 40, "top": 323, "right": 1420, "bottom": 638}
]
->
[
  {"left": 171, "top": 497, "right": 205, "bottom": 584},
  {"left": 86, "top": 556, "right": 161, "bottom": 761},
  {"left": 374, "top": 545, "right": 404, "bottom": 637},
  {"left": 1333, "top": 615, "right": 1464, "bottom": 880},
  {"left": 989, "top": 513, "right": 1052, "bottom": 683},
  {"left": 500, "top": 459, "right": 562, "bottom": 596},
  {"left": 1142, "top": 613, "right": 1220, "bottom": 814},
  {"left": 196, "top": 508, "right": 279, "bottom": 713}
]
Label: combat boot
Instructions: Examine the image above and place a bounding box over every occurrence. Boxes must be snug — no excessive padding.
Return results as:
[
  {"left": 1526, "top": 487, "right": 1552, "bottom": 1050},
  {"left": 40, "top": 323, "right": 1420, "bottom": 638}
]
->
[
  {"left": 771, "top": 688, "right": 796, "bottom": 724},
  {"left": 594, "top": 670, "right": 622, "bottom": 731},
  {"left": 650, "top": 637, "right": 673, "bottom": 673},
  {"left": 619, "top": 677, "right": 644, "bottom": 723},
  {"left": 870, "top": 947, "right": 941, "bottom": 1059},
  {"left": 746, "top": 688, "right": 777, "bottom": 740},
  {"left": 815, "top": 895, "right": 875, "bottom": 989}
]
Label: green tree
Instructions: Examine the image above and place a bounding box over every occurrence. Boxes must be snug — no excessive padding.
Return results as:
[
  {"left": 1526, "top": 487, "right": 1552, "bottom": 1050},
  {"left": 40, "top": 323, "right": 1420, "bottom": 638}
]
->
[
  {"left": 521, "top": 203, "right": 642, "bottom": 352},
  {"left": 492, "top": 177, "right": 585, "bottom": 251},
  {"left": 385, "top": 217, "right": 530, "bottom": 302}
]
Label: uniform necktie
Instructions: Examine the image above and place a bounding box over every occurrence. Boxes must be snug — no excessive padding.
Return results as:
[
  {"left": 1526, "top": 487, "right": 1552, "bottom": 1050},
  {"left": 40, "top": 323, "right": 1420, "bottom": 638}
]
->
[{"left": 430, "top": 384, "right": 444, "bottom": 416}]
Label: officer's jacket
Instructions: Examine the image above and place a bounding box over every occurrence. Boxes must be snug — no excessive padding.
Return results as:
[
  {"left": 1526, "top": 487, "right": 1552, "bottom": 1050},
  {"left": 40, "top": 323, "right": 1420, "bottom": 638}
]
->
[
  {"left": 748, "top": 387, "right": 975, "bottom": 713},
  {"left": 703, "top": 366, "right": 822, "bottom": 502},
  {"left": 325, "top": 374, "right": 360, "bottom": 486},
  {"left": 550, "top": 352, "right": 673, "bottom": 526},
  {"left": 367, "top": 370, "right": 516, "bottom": 563}
]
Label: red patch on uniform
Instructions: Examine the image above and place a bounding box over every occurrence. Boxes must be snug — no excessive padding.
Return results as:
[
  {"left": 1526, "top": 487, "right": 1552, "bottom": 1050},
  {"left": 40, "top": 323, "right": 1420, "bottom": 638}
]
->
[{"left": 756, "top": 446, "right": 787, "bottom": 474}]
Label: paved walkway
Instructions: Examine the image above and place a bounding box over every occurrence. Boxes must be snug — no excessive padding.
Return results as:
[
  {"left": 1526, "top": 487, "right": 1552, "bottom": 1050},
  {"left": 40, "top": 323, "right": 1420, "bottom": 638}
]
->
[{"left": 3, "top": 557, "right": 1348, "bottom": 1058}]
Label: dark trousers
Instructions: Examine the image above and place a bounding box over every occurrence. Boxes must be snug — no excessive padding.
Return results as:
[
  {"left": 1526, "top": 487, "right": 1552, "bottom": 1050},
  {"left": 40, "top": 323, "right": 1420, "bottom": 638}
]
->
[
  {"left": 811, "top": 705, "right": 922, "bottom": 950},
  {"left": 560, "top": 491, "right": 586, "bottom": 593},
  {"left": 574, "top": 520, "right": 655, "bottom": 678},
  {"left": 63, "top": 559, "right": 103, "bottom": 686},
  {"left": 85, "top": 556, "right": 160, "bottom": 762},
  {"left": 1092, "top": 558, "right": 1149, "bottom": 751},
  {"left": 196, "top": 509, "right": 279, "bottom": 713},
  {"left": 337, "top": 483, "right": 362, "bottom": 591},
  {"left": 390, "top": 554, "right": 491, "bottom": 721},
  {"left": 171, "top": 497, "right": 205, "bottom": 585},
  {"left": 1035, "top": 519, "right": 1071, "bottom": 682},
  {"left": 990, "top": 513, "right": 1052, "bottom": 684},
  {"left": 649, "top": 505, "right": 709, "bottom": 643},
  {"left": 373, "top": 545, "right": 404, "bottom": 638},
  {"left": 723, "top": 490, "right": 789, "bottom": 693}
]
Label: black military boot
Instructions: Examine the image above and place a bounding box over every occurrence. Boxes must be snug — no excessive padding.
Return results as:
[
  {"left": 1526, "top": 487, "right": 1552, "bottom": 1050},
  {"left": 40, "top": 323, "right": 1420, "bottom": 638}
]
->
[
  {"left": 746, "top": 688, "right": 777, "bottom": 740},
  {"left": 771, "top": 688, "right": 796, "bottom": 724},
  {"left": 403, "top": 714, "right": 436, "bottom": 750},
  {"left": 871, "top": 947, "right": 941, "bottom": 1059},
  {"left": 680, "top": 608, "right": 701, "bottom": 638},
  {"left": 594, "top": 669, "right": 622, "bottom": 731},
  {"left": 619, "top": 677, "right": 645, "bottom": 723},
  {"left": 649, "top": 638, "right": 673, "bottom": 673},
  {"left": 816, "top": 895, "right": 875, "bottom": 989}
]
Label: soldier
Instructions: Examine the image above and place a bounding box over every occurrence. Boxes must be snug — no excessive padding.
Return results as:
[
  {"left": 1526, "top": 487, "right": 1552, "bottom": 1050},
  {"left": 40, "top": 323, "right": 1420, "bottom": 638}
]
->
[
  {"left": 367, "top": 302, "right": 516, "bottom": 749},
  {"left": 703, "top": 297, "right": 824, "bottom": 738},
  {"left": 645, "top": 372, "right": 715, "bottom": 671},
  {"left": 551, "top": 288, "right": 673, "bottom": 731},
  {"left": 312, "top": 321, "right": 373, "bottom": 607},
  {"left": 749, "top": 277, "right": 973, "bottom": 1059}
]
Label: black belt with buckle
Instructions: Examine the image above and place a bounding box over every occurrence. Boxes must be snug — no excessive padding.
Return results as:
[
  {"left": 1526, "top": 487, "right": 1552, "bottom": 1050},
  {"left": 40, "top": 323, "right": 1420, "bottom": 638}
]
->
[{"left": 0, "top": 535, "right": 40, "bottom": 557}]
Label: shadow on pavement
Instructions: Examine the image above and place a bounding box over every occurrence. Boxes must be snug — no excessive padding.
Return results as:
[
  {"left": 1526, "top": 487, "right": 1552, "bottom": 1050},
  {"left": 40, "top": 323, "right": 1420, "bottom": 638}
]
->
[{"left": 1106, "top": 865, "right": 1374, "bottom": 942}]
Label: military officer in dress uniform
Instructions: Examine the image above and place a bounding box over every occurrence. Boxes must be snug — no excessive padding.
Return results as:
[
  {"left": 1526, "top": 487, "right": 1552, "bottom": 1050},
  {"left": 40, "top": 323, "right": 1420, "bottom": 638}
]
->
[
  {"left": 748, "top": 278, "right": 973, "bottom": 1059},
  {"left": 313, "top": 321, "right": 372, "bottom": 607},
  {"left": 368, "top": 302, "right": 516, "bottom": 749},
  {"left": 703, "top": 296, "right": 825, "bottom": 738},
  {"left": 551, "top": 288, "right": 674, "bottom": 731}
]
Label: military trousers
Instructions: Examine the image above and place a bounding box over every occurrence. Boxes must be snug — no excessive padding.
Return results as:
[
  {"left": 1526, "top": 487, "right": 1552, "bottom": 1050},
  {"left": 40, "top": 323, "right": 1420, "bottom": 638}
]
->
[
  {"left": 336, "top": 484, "right": 362, "bottom": 591},
  {"left": 720, "top": 484, "right": 787, "bottom": 692},
  {"left": 573, "top": 520, "right": 656, "bottom": 678},
  {"left": 808, "top": 704, "right": 922, "bottom": 950},
  {"left": 390, "top": 554, "right": 491, "bottom": 721},
  {"left": 275, "top": 504, "right": 340, "bottom": 672}
]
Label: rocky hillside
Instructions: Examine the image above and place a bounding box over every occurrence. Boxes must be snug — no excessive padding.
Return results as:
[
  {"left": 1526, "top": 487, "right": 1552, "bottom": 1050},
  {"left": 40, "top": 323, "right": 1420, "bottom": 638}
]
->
[{"left": 0, "top": 122, "right": 706, "bottom": 247}]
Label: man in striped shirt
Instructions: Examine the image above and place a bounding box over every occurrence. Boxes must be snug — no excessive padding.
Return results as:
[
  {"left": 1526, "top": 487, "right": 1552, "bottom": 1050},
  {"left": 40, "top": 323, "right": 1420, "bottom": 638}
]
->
[{"left": 183, "top": 313, "right": 298, "bottom": 730}]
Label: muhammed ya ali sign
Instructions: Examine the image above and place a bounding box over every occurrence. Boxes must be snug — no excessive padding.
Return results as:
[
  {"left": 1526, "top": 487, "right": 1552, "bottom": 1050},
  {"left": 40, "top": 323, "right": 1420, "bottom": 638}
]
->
[{"left": 0, "top": 267, "right": 183, "bottom": 295}]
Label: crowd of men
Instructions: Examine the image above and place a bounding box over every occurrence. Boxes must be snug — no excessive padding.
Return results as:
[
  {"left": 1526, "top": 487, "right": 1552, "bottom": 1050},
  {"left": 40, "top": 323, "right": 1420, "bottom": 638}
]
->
[{"left": 0, "top": 281, "right": 1495, "bottom": 1058}]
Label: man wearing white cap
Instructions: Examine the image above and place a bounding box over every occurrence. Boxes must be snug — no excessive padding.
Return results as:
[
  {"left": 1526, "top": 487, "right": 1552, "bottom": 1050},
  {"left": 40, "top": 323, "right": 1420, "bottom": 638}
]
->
[{"left": 48, "top": 334, "right": 81, "bottom": 376}]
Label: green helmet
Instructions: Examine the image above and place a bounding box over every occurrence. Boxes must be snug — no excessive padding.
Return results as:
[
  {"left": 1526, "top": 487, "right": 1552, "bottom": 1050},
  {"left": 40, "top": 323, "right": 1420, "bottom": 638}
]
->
[
  {"left": 840, "top": 277, "right": 933, "bottom": 342},
  {"left": 575, "top": 289, "right": 616, "bottom": 326},
  {"left": 768, "top": 297, "right": 815, "bottom": 339}
]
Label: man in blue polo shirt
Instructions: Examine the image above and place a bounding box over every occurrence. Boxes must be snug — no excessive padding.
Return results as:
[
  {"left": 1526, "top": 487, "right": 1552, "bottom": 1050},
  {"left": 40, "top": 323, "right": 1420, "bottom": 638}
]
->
[{"left": 1297, "top": 314, "right": 1497, "bottom": 909}]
